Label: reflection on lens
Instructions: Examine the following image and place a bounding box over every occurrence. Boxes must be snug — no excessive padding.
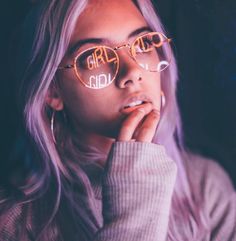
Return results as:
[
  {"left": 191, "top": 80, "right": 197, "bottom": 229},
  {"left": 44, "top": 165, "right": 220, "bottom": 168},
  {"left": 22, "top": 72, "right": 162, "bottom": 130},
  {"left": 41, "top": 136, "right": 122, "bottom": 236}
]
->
[
  {"left": 133, "top": 32, "right": 171, "bottom": 72},
  {"left": 88, "top": 73, "right": 112, "bottom": 89},
  {"left": 75, "top": 46, "right": 119, "bottom": 89},
  {"left": 152, "top": 33, "right": 162, "bottom": 48},
  {"left": 157, "top": 61, "right": 170, "bottom": 72}
]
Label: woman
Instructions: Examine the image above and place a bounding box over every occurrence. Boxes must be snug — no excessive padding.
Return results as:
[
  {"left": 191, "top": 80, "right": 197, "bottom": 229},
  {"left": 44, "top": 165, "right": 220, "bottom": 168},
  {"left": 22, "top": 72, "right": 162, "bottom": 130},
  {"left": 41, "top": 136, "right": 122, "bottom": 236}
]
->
[{"left": 0, "top": 0, "right": 235, "bottom": 240}]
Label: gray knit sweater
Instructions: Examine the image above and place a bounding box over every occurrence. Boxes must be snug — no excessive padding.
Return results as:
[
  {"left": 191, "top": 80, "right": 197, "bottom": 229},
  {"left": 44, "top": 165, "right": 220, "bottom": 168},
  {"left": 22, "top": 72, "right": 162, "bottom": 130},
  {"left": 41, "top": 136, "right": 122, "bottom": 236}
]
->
[
  {"left": 0, "top": 142, "right": 236, "bottom": 240},
  {"left": 93, "top": 142, "right": 236, "bottom": 241}
]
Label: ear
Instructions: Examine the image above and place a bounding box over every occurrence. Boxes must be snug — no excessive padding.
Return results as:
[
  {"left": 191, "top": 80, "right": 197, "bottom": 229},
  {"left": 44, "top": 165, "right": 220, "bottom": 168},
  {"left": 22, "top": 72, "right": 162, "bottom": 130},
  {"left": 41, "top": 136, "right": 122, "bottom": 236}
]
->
[{"left": 46, "top": 82, "right": 64, "bottom": 111}]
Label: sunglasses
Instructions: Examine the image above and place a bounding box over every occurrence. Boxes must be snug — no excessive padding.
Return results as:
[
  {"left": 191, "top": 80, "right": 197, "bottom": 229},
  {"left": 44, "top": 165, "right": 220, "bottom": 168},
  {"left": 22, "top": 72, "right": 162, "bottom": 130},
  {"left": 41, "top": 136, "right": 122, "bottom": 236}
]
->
[{"left": 58, "top": 32, "right": 172, "bottom": 89}]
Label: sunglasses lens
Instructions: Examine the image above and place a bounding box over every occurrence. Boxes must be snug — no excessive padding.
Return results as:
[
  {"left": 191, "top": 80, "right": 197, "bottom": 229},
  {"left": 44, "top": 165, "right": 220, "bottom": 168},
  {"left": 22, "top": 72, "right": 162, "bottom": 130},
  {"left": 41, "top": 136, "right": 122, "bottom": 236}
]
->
[
  {"left": 132, "top": 32, "right": 171, "bottom": 72},
  {"left": 75, "top": 46, "right": 118, "bottom": 89}
]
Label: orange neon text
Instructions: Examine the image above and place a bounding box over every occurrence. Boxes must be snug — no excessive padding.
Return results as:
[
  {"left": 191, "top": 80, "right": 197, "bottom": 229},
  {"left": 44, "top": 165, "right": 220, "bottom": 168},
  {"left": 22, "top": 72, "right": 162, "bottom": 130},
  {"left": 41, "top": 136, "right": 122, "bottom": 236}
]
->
[{"left": 87, "top": 47, "right": 117, "bottom": 70}]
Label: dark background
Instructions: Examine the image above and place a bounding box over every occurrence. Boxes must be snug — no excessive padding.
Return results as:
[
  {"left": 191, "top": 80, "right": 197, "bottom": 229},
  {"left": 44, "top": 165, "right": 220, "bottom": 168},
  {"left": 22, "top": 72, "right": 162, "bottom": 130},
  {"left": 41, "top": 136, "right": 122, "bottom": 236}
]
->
[
  {"left": 1, "top": 0, "right": 236, "bottom": 186},
  {"left": 153, "top": 0, "right": 236, "bottom": 186}
]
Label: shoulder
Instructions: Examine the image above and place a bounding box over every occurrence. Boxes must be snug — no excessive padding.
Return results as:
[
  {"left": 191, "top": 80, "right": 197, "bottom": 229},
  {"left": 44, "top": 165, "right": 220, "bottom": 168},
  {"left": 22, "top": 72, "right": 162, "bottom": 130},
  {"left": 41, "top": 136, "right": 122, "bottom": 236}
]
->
[
  {"left": 0, "top": 187, "right": 30, "bottom": 241},
  {"left": 183, "top": 151, "right": 236, "bottom": 238},
  {"left": 182, "top": 150, "right": 235, "bottom": 195}
]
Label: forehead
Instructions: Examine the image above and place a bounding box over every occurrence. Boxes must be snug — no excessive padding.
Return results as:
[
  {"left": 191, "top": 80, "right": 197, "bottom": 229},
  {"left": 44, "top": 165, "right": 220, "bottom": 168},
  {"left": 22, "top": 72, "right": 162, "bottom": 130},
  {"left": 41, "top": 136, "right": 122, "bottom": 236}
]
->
[{"left": 70, "top": 0, "right": 148, "bottom": 44}]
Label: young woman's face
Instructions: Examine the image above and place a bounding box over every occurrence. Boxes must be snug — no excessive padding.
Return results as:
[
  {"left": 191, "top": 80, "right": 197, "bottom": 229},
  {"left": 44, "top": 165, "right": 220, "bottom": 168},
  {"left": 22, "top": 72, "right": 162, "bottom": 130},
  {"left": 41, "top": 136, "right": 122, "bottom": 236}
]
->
[{"left": 55, "top": 0, "right": 161, "bottom": 138}]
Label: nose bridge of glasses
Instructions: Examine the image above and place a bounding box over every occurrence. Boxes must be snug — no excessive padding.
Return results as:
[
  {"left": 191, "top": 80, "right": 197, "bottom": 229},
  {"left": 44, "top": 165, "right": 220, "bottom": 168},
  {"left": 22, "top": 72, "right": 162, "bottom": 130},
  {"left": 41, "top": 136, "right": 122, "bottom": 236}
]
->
[
  {"left": 114, "top": 43, "right": 137, "bottom": 66},
  {"left": 114, "top": 43, "right": 131, "bottom": 51},
  {"left": 114, "top": 43, "right": 132, "bottom": 57},
  {"left": 114, "top": 43, "right": 143, "bottom": 84}
]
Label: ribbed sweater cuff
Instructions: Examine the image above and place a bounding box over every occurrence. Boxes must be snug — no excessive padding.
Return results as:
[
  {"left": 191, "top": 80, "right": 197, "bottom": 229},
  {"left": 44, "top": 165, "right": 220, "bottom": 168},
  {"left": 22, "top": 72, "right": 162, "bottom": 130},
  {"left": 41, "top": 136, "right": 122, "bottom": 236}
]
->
[
  {"left": 94, "top": 142, "right": 177, "bottom": 241},
  {"left": 105, "top": 141, "right": 174, "bottom": 174}
]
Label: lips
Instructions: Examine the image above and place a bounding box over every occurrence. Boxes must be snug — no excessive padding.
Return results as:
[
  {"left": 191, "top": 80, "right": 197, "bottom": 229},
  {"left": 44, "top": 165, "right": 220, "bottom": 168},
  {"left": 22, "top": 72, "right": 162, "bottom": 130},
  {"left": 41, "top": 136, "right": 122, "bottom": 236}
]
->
[
  {"left": 123, "top": 100, "right": 147, "bottom": 109},
  {"left": 119, "top": 94, "right": 152, "bottom": 114}
]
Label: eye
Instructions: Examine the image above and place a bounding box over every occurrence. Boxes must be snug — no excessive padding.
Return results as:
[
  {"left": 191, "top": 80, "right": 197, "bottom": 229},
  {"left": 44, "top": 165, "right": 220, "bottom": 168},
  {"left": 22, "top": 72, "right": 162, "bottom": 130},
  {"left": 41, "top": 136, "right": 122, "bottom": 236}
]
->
[
  {"left": 76, "top": 47, "right": 101, "bottom": 70},
  {"left": 133, "top": 35, "right": 153, "bottom": 54},
  {"left": 76, "top": 51, "right": 93, "bottom": 70},
  {"left": 141, "top": 37, "right": 153, "bottom": 51},
  {"left": 87, "top": 55, "right": 96, "bottom": 66},
  {"left": 151, "top": 33, "right": 163, "bottom": 48}
]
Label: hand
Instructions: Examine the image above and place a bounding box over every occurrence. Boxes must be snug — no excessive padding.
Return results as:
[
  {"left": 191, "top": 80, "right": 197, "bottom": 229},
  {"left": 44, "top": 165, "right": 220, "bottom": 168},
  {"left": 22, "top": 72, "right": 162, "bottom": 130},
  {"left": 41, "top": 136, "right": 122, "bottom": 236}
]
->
[{"left": 117, "top": 103, "right": 160, "bottom": 142}]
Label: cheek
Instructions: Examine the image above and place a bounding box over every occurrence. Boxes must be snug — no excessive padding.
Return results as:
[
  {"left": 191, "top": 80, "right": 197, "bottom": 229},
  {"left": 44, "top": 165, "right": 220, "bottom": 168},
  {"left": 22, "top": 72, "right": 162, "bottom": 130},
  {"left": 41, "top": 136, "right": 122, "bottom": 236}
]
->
[
  {"left": 57, "top": 71, "right": 90, "bottom": 115},
  {"left": 58, "top": 78, "right": 115, "bottom": 126},
  {"left": 146, "top": 73, "right": 161, "bottom": 107},
  {"left": 61, "top": 87, "right": 96, "bottom": 123},
  {"left": 63, "top": 91, "right": 104, "bottom": 132}
]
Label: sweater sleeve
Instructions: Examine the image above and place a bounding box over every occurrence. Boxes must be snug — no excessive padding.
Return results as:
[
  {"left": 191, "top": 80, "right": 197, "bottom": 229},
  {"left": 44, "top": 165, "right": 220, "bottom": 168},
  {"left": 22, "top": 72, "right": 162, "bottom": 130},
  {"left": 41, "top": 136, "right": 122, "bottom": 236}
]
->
[{"left": 94, "top": 142, "right": 177, "bottom": 241}]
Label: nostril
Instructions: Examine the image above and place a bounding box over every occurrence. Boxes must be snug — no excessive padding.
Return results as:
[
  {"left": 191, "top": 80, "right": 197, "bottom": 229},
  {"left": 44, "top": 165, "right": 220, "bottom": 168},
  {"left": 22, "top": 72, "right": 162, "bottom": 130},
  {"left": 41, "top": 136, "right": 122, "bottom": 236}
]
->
[
  {"left": 123, "top": 79, "right": 133, "bottom": 87},
  {"left": 117, "top": 74, "right": 143, "bottom": 88}
]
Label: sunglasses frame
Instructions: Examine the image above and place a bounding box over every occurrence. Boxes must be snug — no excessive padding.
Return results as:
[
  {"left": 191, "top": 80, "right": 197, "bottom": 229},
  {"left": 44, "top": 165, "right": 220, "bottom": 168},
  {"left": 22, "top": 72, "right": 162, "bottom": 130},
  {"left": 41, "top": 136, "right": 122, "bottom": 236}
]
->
[{"left": 58, "top": 32, "right": 172, "bottom": 89}]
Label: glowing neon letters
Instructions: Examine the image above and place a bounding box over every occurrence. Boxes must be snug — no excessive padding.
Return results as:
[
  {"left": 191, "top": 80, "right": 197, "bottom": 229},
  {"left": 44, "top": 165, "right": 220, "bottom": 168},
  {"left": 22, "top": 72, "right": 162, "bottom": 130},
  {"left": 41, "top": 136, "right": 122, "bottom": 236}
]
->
[
  {"left": 87, "top": 46, "right": 117, "bottom": 70},
  {"left": 135, "top": 35, "right": 162, "bottom": 53},
  {"left": 89, "top": 73, "right": 112, "bottom": 88}
]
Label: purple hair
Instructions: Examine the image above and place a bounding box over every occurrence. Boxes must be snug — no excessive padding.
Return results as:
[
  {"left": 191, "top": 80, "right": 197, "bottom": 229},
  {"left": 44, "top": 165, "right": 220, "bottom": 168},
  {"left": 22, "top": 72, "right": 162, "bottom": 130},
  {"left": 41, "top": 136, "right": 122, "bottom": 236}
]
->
[{"left": 5, "top": 0, "right": 209, "bottom": 240}]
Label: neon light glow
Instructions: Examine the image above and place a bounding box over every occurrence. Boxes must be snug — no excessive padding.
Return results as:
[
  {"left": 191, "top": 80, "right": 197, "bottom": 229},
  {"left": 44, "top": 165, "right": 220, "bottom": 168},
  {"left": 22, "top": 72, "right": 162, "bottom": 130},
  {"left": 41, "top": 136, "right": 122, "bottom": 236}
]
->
[{"left": 88, "top": 73, "right": 112, "bottom": 88}]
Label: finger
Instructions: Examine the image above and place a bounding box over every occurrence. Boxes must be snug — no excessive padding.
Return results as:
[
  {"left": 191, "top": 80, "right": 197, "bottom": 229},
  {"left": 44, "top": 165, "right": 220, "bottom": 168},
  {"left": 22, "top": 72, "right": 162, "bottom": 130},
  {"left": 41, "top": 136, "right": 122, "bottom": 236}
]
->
[
  {"left": 132, "top": 109, "right": 160, "bottom": 141},
  {"left": 117, "top": 104, "right": 152, "bottom": 141},
  {"left": 135, "top": 109, "right": 160, "bottom": 142},
  {"left": 117, "top": 108, "right": 147, "bottom": 141}
]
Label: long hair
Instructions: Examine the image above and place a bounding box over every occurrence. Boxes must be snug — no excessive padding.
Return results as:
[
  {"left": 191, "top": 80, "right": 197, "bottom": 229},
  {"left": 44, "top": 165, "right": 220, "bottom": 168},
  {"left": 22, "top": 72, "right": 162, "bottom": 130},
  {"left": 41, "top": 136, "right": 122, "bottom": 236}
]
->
[{"left": 3, "top": 0, "right": 209, "bottom": 240}]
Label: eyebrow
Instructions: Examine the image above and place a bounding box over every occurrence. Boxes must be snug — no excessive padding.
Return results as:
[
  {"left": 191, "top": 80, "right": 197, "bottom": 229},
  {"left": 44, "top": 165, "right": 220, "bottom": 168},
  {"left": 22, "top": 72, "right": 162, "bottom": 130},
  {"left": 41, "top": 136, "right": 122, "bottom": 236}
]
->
[{"left": 68, "top": 26, "right": 153, "bottom": 55}]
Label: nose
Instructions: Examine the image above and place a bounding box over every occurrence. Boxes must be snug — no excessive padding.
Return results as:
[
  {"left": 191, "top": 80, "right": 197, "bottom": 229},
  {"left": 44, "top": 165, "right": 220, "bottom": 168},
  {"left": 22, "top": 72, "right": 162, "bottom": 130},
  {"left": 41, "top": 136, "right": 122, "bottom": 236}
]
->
[{"left": 115, "top": 50, "right": 143, "bottom": 89}]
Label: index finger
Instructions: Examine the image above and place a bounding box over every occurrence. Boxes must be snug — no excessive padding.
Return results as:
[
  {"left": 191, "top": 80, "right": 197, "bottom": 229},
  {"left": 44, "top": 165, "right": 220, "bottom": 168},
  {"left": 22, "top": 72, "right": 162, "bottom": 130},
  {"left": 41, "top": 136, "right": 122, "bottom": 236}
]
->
[{"left": 117, "top": 104, "right": 152, "bottom": 141}]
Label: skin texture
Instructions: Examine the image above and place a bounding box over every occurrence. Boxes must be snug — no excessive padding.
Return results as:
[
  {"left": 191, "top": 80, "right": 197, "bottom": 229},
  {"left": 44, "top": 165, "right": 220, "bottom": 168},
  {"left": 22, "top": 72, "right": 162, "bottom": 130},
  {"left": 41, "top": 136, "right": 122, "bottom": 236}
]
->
[{"left": 47, "top": 0, "right": 161, "bottom": 154}]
